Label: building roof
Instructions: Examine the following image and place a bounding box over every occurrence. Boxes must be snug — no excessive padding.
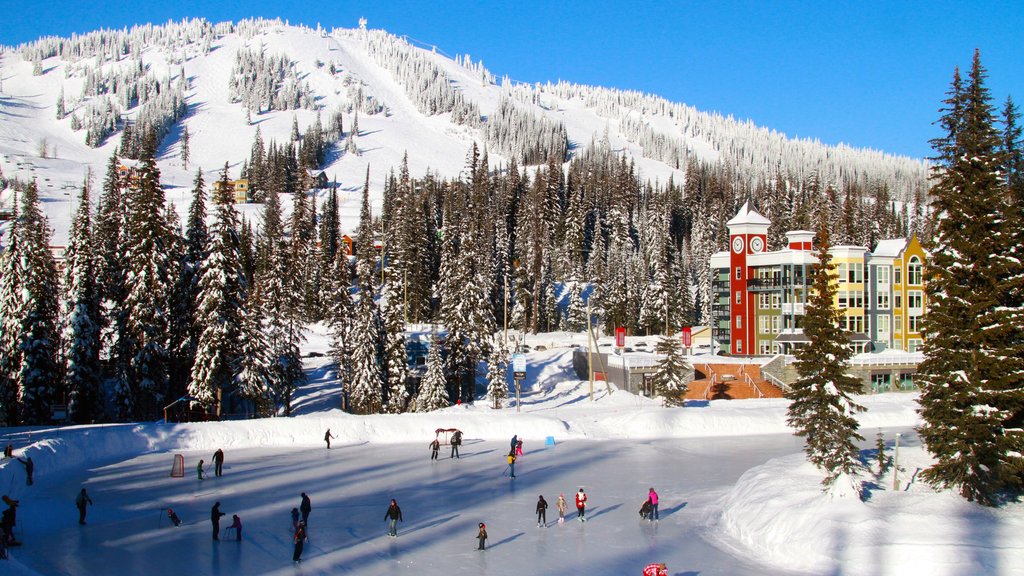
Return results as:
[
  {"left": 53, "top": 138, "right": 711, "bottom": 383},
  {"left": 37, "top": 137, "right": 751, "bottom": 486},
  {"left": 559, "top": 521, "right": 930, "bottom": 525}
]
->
[
  {"left": 726, "top": 201, "right": 771, "bottom": 227},
  {"left": 871, "top": 238, "right": 908, "bottom": 258}
]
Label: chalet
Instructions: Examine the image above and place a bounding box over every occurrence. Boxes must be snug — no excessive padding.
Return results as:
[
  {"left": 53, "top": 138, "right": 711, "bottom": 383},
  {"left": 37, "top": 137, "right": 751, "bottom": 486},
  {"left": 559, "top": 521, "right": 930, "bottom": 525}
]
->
[
  {"left": 211, "top": 178, "right": 251, "bottom": 204},
  {"left": 306, "top": 170, "right": 330, "bottom": 190}
]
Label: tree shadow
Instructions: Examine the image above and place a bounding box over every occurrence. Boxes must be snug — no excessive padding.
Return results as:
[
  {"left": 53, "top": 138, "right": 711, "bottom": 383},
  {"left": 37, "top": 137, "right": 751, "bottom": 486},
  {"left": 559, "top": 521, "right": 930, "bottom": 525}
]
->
[
  {"left": 588, "top": 503, "right": 622, "bottom": 520},
  {"left": 488, "top": 531, "right": 524, "bottom": 549}
]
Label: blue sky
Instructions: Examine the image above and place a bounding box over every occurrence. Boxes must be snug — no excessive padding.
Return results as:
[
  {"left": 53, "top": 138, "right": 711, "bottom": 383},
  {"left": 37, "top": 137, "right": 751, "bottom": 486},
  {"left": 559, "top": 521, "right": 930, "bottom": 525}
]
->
[{"left": 3, "top": 1, "right": 1022, "bottom": 159}]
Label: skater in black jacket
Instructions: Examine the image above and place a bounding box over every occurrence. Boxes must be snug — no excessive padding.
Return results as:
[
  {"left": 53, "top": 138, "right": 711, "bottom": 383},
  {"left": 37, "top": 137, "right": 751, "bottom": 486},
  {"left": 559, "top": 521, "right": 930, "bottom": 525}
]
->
[
  {"left": 429, "top": 438, "right": 440, "bottom": 460},
  {"left": 536, "top": 495, "right": 548, "bottom": 527},
  {"left": 300, "top": 493, "right": 312, "bottom": 524},
  {"left": 211, "top": 502, "right": 225, "bottom": 540},
  {"left": 477, "top": 522, "right": 487, "bottom": 550},
  {"left": 75, "top": 488, "right": 93, "bottom": 525},
  {"left": 383, "top": 499, "right": 403, "bottom": 537},
  {"left": 293, "top": 521, "right": 307, "bottom": 562},
  {"left": 212, "top": 449, "right": 224, "bottom": 477},
  {"left": 450, "top": 430, "right": 462, "bottom": 458}
]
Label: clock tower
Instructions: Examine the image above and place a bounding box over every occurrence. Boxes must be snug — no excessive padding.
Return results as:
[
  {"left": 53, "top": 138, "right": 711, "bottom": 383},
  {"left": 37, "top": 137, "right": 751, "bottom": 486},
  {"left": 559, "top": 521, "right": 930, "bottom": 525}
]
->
[{"left": 726, "top": 202, "right": 770, "bottom": 354}]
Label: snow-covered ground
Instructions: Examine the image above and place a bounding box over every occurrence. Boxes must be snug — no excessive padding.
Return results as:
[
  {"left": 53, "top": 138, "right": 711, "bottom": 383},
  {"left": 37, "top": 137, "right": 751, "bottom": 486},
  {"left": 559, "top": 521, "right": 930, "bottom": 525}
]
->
[{"left": 1, "top": 333, "right": 1022, "bottom": 575}]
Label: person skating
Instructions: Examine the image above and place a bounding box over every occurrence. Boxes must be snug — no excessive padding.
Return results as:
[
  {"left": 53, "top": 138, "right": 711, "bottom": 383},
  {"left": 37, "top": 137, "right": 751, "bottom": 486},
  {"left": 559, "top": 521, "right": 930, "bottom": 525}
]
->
[
  {"left": 575, "top": 488, "right": 588, "bottom": 522},
  {"left": 429, "top": 438, "right": 440, "bottom": 460},
  {"left": 647, "top": 487, "right": 659, "bottom": 521},
  {"left": 510, "top": 434, "right": 518, "bottom": 453},
  {"left": 17, "top": 457, "right": 33, "bottom": 486},
  {"left": 515, "top": 438, "right": 523, "bottom": 457},
  {"left": 3, "top": 443, "right": 11, "bottom": 459},
  {"left": 293, "top": 521, "right": 307, "bottom": 562},
  {"left": 197, "top": 459, "right": 205, "bottom": 480},
  {"left": 229, "top": 514, "right": 242, "bottom": 541},
  {"left": 167, "top": 508, "right": 181, "bottom": 527},
  {"left": 536, "top": 495, "right": 548, "bottom": 527},
  {"left": 211, "top": 502, "right": 225, "bottom": 540},
  {"left": 507, "top": 450, "right": 517, "bottom": 478},
  {"left": 639, "top": 499, "right": 652, "bottom": 520},
  {"left": 291, "top": 507, "right": 300, "bottom": 530},
  {"left": 324, "top": 429, "right": 335, "bottom": 449},
  {"left": 75, "top": 488, "right": 93, "bottom": 525},
  {"left": 300, "top": 493, "right": 312, "bottom": 525},
  {"left": 212, "top": 449, "right": 224, "bottom": 477},
  {"left": 477, "top": 522, "right": 487, "bottom": 550},
  {"left": 556, "top": 494, "right": 567, "bottom": 524},
  {"left": 383, "top": 499, "right": 403, "bottom": 537},
  {"left": 450, "top": 430, "right": 462, "bottom": 458},
  {"left": 1, "top": 502, "right": 16, "bottom": 545}
]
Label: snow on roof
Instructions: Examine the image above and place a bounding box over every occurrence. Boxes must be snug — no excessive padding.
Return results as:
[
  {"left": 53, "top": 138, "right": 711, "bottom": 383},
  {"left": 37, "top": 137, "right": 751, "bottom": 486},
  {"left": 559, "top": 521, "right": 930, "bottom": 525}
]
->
[
  {"left": 726, "top": 201, "right": 771, "bottom": 226},
  {"left": 872, "top": 238, "right": 908, "bottom": 258}
]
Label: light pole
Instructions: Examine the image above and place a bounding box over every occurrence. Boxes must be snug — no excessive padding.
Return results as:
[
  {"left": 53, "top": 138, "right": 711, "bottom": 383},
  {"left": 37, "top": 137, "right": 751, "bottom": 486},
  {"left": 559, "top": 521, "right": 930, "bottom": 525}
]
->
[{"left": 893, "top": 432, "right": 902, "bottom": 490}]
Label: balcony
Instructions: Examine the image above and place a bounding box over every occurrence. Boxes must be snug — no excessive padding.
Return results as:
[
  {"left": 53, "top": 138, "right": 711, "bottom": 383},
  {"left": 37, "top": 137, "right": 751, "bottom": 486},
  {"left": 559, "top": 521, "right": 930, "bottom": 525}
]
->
[
  {"left": 746, "top": 277, "right": 804, "bottom": 291},
  {"left": 781, "top": 302, "right": 806, "bottom": 315}
]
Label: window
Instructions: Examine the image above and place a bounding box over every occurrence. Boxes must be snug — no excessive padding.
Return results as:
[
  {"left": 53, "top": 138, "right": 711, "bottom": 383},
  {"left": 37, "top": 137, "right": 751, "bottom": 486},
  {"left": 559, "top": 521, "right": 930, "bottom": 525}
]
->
[
  {"left": 876, "top": 266, "right": 890, "bottom": 285},
  {"left": 895, "top": 315, "right": 903, "bottom": 335},
  {"left": 908, "top": 339, "right": 922, "bottom": 353},
  {"left": 772, "top": 294, "right": 782, "bottom": 309},
  {"left": 848, "top": 263, "right": 863, "bottom": 283},
  {"left": 871, "top": 373, "right": 892, "bottom": 393},
  {"left": 838, "top": 291, "right": 848, "bottom": 308},
  {"left": 908, "top": 257, "right": 923, "bottom": 285},
  {"left": 771, "top": 316, "right": 780, "bottom": 333},
  {"left": 849, "top": 292, "right": 864, "bottom": 309},
  {"left": 735, "top": 292, "right": 742, "bottom": 304},
  {"left": 759, "top": 293, "right": 771, "bottom": 309},
  {"left": 759, "top": 341, "right": 773, "bottom": 355},
  {"left": 735, "top": 267, "right": 742, "bottom": 280},
  {"left": 759, "top": 315, "right": 771, "bottom": 334},
  {"left": 837, "top": 263, "right": 848, "bottom": 283},
  {"left": 895, "top": 293, "right": 902, "bottom": 309},
  {"left": 736, "top": 316, "right": 742, "bottom": 329},
  {"left": 877, "top": 315, "right": 890, "bottom": 337},
  {"left": 908, "top": 314, "right": 921, "bottom": 333},
  {"left": 877, "top": 291, "right": 890, "bottom": 309},
  {"left": 907, "top": 290, "right": 923, "bottom": 310},
  {"left": 736, "top": 340, "right": 743, "bottom": 353},
  {"left": 894, "top": 266, "right": 902, "bottom": 285}
]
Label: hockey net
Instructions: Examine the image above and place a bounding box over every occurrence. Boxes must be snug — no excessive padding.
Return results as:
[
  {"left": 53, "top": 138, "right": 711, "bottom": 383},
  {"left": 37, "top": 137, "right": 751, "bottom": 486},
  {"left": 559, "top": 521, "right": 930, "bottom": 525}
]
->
[
  {"left": 435, "top": 428, "right": 461, "bottom": 446},
  {"left": 169, "top": 454, "right": 185, "bottom": 478}
]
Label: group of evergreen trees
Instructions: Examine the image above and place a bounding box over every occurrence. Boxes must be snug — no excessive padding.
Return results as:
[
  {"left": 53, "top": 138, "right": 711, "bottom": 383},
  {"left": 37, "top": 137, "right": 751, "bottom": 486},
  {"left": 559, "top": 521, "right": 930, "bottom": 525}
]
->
[{"left": 784, "top": 50, "right": 1022, "bottom": 506}]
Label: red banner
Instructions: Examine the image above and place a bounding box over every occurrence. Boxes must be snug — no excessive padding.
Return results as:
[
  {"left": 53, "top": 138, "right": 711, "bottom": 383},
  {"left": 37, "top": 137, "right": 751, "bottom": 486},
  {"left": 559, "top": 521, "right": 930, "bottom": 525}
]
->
[
  {"left": 615, "top": 327, "right": 626, "bottom": 348},
  {"left": 682, "top": 326, "right": 692, "bottom": 347}
]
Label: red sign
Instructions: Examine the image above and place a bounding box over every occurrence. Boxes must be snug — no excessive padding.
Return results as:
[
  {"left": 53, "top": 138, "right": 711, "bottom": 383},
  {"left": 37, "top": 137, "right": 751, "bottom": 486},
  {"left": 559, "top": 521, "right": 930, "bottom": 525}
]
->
[
  {"left": 615, "top": 327, "right": 626, "bottom": 348},
  {"left": 682, "top": 326, "right": 692, "bottom": 347}
]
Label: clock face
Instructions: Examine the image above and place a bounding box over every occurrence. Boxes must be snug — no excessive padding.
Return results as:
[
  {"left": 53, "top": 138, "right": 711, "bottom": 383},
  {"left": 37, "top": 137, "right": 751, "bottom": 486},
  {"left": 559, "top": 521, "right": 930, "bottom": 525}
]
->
[
  {"left": 732, "top": 236, "right": 744, "bottom": 253},
  {"left": 750, "top": 237, "right": 764, "bottom": 253}
]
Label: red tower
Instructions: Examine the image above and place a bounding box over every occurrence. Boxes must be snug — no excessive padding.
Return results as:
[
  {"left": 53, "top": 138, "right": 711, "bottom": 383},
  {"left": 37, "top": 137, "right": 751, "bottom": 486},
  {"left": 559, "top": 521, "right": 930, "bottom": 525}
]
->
[{"left": 726, "top": 202, "right": 769, "bottom": 354}]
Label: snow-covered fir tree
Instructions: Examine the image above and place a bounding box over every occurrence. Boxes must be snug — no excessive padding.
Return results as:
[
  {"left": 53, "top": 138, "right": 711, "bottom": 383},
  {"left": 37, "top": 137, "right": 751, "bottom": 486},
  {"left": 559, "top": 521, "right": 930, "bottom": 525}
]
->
[
  {"left": 416, "top": 338, "right": 450, "bottom": 412},
  {"left": 916, "top": 51, "right": 1024, "bottom": 505},
  {"left": 785, "top": 220, "right": 865, "bottom": 491},
  {"left": 652, "top": 336, "right": 688, "bottom": 406},
  {"left": 381, "top": 283, "right": 410, "bottom": 413},
  {"left": 189, "top": 164, "right": 248, "bottom": 414},
  {"left": 348, "top": 292, "right": 384, "bottom": 415},
  {"left": 485, "top": 337, "right": 509, "bottom": 409},
  {"left": 0, "top": 193, "right": 25, "bottom": 425},
  {"left": 61, "top": 181, "right": 104, "bottom": 423}
]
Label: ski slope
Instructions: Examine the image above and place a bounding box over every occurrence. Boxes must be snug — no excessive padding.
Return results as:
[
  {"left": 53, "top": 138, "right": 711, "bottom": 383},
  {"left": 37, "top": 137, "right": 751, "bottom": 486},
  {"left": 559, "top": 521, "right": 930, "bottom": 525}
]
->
[{"left": 1, "top": 330, "right": 1021, "bottom": 575}]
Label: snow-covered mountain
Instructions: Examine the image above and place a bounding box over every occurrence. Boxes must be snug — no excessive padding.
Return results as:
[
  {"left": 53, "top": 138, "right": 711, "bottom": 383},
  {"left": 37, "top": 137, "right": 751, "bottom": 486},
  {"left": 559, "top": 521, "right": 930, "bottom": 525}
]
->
[{"left": 0, "top": 17, "right": 928, "bottom": 244}]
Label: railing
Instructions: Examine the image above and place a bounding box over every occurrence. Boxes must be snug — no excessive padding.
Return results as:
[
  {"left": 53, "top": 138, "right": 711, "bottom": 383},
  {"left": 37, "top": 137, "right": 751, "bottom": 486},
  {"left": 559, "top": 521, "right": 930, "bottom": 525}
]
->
[
  {"left": 743, "top": 370, "right": 765, "bottom": 399},
  {"left": 703, "top": 372, "right": 717, "bottom": 401},
  {"left": 761, "top": 370, "right": 788, "bottom": 392}
]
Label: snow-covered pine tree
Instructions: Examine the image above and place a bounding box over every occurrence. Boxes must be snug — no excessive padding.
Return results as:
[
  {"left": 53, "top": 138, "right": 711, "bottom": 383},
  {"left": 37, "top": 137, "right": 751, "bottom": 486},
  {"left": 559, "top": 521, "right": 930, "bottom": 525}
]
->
[
  {"left": 189, "top": 163, "right": 247, "bottom": 415},
  {"left": 348, "top": 290, "right": 384, "bottom": 415},
  {"left": 0, "top": 193, "right": 24, "bottom": 425},
  {"left": 785, "top": 219, "right": 865, "bottom": 491},
  {"left": 62, "top": 181, "right": 104, "bottom": 423},
  {"left": 917, "top": 51, "right": 1024, "bottom": 505},
  {"left": 10, "top": 182, "right": 61, "bottom": 423},
  {"left": 652, "top": 335, "right": 689, "bottom": 406},
  {"left": 236, "top": 304, "right": 275, "bottom": 417},
  {"left": 486, "top": 337, "right": 509, "bottom": 409},
  {"left": 564, "top": 281, "right": 588, "bottom": 333},
  {"left": 381, "top": 283, "right": 410, "bottom": 413},
  {"left": 327, "top": 244, "right": 354, "bottom": 410},
  {"left": 416, "top": 338, "right": 450, "bottom": 412}
]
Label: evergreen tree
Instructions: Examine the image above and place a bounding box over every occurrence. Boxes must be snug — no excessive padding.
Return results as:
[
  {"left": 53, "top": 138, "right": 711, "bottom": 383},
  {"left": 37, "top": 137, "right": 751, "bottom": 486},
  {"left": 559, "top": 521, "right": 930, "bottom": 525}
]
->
[
  {"left": 348, "top": 292, "right": 384, "bottom": 415},
  {"left": 382, "top": 283, "right": 410, "bottom": 413},
  {"left": 236, "top": 304, "right": 275, "bottom": 417},
  {"left": 189, "top": 163, "right": 247, "bottom": 415},
  {"left": 917, "top": 51, "right": 1024, "bottom": 505},
  {"left": 62, "top": 181, "right": 104, "bottom": 423},
  {"left": 416, "top": 339, "right": 450, "bottom": 412},
  {"left": 652, "top": 335, "right": 688, "bottom": 406},
  {"left": 565, "top": 281, "right": 588, "bottom": 333},
  {"left": 0, "top": 192, "right": 24, "bottom": 424},
  {"left": 485, "top": 337, "right": 509, "bottom": 409},
  {"left": 785, "top": 220, "right": 865, "bottom": 490}
]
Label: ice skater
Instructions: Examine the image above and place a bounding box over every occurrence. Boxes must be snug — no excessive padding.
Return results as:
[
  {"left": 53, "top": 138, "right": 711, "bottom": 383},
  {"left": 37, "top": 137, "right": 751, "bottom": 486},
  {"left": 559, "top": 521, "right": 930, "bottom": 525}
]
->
[
  {"left": 211, "top": 502, "right": 225, "bottom": 540},
  {"left": 197, "top": 459, "right": 205, "bottom": 480},
  {"left": 575, "top": 488, "right": 587, "bottom": 522},
  {"left": 76, "top": 488, "right": 93, "bottom": 525},
  {"left": 515, "top": 438, "right": 523, "bottom": 457},
  {"left": 167, "top": 508, "right": 181, "bottom": 527},
  {"left": 477, "top": 522, "right": 488, "bottom": 550},
  {"left": 384, "top": 499, "right": 403, "bottom": 537},
  {"left": 291, "top": 507, "right": 300, "bottom": 530},
  {"left": 647, "top": 487, "right": 659, "bottom": 521},
  {"left": 293, "top": 521, "right": 307, "bottom": 562},
  {"left": 324, "top": 429, "right": 336, "bottom": 449},
  {"left": 300, "top": 493, "right": 312, "bottom": 525},
  {"left": 643, "top": 562, "right": 669, "bottom": 576},
  {"left": 536, "top": 495, "right": 548, "bottom": 527},
  {"left": 507, "top": 450, "right": 517, "bottom": 478},
  {"left": 228, "top": 514, "right": 242, "bottom": 541},
  {"left": 212, "top": 449, "right": 224, "bottom": 477},
  {"left": 450, "top": 429, "right": 462, "bottom": 458},
  {"left": 557, "top": 494, "right": 567, "bottom": 524},
  {"left": 429, "top": 438, "right": 440, "bottom": 460}
]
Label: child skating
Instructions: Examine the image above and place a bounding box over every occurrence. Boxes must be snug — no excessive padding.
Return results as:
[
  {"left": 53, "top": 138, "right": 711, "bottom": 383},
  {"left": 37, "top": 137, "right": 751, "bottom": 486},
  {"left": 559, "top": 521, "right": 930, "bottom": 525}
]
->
[
  {"left": 557, "top": 494, "right": 567, "bottom": 524},
  {"left": 477, "top": 522, "right": 487, "bottom": 550}
]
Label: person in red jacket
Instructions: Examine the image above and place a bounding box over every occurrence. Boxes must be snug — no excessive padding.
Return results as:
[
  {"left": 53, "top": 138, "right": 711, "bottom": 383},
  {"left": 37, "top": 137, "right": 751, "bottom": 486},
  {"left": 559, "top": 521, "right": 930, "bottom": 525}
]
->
[
  {"left": 642, "top": 562, "right": 668, "bottom": 576},
  {"left": 575, "top": 488, "right": 587, "bottom": 522}
]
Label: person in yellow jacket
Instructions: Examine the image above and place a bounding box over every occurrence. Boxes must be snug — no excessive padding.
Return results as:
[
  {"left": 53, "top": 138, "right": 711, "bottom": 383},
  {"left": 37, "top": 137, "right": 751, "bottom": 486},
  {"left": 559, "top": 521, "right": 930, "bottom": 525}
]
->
[{"left": 506, "top": 450, "right": 517, "bottom": 479}]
